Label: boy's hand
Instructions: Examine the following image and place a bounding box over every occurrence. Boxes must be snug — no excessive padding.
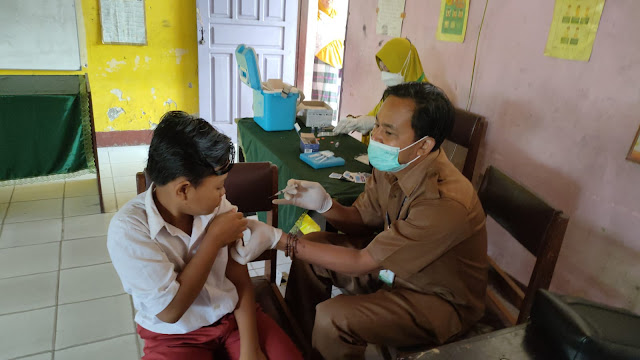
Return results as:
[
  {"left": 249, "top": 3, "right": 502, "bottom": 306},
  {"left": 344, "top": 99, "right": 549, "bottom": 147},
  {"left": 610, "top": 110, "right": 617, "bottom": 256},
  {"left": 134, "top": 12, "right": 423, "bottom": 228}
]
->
[{"left": 206, "top": 210, "right": 248, "bottom": 248}]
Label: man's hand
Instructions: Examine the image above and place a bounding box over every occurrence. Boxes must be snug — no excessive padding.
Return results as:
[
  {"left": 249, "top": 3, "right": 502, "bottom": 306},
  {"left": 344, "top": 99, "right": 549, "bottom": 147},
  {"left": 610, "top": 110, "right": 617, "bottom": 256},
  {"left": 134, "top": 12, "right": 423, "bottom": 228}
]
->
[
  {"left": 206, "top": 209, "right": 248, "bottom": 248},
  {"left": 272, "top": 179, "right": 332, "bottom": 213},
  {"left": 230, "top": 219, "right": 283, "bottom": 265},
  {"left": 334, "top": 115, "right": 375, "bottom": 135}
]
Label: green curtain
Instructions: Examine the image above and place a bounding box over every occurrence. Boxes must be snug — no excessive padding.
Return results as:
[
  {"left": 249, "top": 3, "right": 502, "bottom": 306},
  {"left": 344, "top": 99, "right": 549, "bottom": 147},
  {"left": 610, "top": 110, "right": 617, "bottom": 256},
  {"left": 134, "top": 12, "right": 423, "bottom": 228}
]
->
[{"left": 0, "top": 93, "right": 93, "bottom": 182}]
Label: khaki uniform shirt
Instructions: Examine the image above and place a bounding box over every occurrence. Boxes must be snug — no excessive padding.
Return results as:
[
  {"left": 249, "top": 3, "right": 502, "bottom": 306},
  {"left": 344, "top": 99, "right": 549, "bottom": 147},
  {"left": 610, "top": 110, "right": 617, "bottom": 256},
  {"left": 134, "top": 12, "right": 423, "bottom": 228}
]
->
[{"left": 354, "top": 149, "right": 488, "bottom": 329}]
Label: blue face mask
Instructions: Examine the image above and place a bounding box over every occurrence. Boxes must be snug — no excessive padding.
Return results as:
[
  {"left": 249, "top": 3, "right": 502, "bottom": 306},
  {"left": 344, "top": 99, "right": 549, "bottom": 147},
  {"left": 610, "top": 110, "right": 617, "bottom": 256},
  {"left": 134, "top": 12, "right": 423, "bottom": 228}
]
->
[{"left": 367, "top": 137, "right": 427, "bottom": 172}]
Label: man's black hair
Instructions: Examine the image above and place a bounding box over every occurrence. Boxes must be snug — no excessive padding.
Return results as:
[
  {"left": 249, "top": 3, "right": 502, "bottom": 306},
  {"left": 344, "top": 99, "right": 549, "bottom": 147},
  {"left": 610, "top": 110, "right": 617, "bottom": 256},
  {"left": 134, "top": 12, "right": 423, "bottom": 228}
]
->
[
  {"left": 147, "top": 111, "right": 234, "bottom": 187},
  {"left": 382, "top": 82, "right": 454, "bottom": 151}
]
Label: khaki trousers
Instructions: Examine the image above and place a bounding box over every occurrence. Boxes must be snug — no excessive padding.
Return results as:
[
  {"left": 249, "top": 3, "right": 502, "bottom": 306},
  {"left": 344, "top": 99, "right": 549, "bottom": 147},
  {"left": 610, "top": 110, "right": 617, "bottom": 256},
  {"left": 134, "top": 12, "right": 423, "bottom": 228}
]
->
[{"left": 284, "top": 232, "right": 462, "bottom": 360}]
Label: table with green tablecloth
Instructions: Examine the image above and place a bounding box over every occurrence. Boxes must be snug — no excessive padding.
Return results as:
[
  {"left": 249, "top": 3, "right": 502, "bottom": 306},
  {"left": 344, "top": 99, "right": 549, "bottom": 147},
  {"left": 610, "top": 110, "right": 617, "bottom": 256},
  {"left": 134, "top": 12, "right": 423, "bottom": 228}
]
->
[
  {"left": 0, "top": 75, "right": 96, "bottom": 184},
  {"left": 236, "top": 118, "right": 371, "bottom": 232}
]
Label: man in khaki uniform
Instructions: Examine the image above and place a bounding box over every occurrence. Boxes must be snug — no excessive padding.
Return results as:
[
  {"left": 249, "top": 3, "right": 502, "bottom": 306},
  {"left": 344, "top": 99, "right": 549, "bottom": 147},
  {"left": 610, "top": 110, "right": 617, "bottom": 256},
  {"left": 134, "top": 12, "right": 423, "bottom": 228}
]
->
[{"left": 240, "top": 82, "right": 488, "bottom": 359}]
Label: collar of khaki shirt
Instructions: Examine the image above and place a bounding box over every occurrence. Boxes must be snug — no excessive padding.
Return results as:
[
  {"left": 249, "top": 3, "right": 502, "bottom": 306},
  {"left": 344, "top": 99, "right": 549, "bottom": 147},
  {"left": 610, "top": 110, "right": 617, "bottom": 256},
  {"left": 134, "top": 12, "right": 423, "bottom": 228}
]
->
[{"left": 383, "top": 148, "right": 444, "bottom": 198}]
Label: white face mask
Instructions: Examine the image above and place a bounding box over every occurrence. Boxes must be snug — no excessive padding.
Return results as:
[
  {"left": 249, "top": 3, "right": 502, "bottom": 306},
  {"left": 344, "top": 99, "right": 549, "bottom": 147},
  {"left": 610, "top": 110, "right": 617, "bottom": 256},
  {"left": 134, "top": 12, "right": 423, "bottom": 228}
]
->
[
  {"left": 381, "top": 71, "right": 404, "bottom": 87},
  {"left": 380, "top": 48, "right": 412, "bottom": 87}
]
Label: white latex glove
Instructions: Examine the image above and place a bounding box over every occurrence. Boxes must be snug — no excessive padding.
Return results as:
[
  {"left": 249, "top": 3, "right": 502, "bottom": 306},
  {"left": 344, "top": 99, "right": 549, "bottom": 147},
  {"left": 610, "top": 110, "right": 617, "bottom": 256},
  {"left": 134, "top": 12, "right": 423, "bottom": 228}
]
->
[
  {"left": 333, "top": 115, "right": 375, "bottom": 135},
  {"left": 230, "top": 219, "right": 283, "bottom": 265},
  {"left": 272, "top": 179, "right": 332, "bottom": 213}
]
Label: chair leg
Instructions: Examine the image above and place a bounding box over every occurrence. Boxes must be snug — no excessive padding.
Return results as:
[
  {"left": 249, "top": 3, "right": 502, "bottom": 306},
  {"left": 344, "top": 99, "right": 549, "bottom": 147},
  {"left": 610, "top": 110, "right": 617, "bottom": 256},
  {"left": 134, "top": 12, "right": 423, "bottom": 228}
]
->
[{"left": 377, "top": 344, "right": 394, "bottom": 360}]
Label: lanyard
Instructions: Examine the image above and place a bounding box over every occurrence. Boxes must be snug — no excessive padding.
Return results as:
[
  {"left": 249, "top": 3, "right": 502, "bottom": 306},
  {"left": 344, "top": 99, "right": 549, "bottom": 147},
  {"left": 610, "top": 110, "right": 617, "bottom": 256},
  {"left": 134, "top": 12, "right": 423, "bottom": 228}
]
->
[{"left": 386, "top": 196, "right": 407, "bottom": 230}]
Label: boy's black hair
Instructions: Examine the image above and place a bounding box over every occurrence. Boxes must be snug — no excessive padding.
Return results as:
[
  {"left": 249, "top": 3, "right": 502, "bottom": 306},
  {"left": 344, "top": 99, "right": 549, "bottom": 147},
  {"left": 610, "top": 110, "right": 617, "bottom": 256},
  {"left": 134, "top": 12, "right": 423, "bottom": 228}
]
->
[
  {"left": 147, "top": 111, "right": 234, "bottom": 187},
  {"left": 382, "top": 82, "right": 454, "bottom": 151}
]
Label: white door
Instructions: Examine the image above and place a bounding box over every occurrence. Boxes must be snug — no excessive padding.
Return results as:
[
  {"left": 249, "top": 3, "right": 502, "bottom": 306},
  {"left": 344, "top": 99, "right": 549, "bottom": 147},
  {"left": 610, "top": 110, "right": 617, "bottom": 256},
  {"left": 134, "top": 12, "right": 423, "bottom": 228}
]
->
[{"left": 197, "top": 0, "right": 299, "bottom": 142}]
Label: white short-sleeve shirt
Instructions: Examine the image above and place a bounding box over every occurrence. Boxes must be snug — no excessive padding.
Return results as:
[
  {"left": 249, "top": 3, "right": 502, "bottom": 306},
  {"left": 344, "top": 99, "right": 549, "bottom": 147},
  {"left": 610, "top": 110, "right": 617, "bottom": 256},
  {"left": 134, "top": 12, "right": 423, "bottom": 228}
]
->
[{"left": 107, "top": 187, "right": 239, "bottom": 334}]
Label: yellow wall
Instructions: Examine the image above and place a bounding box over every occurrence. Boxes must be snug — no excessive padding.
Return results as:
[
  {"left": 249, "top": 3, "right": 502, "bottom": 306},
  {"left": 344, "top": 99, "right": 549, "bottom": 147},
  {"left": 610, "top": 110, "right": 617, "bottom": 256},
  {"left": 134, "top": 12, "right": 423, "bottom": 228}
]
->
[{"left": 0, "top": 0, "right": 198, "bottom": 132}]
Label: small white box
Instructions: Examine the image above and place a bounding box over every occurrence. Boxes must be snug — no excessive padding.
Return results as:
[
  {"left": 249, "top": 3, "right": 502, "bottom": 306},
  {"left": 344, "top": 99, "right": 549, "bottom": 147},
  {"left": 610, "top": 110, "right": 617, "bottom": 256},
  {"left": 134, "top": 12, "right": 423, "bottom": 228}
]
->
[{"left": 297, "top": 101, "right": 334, "bottom": 128}]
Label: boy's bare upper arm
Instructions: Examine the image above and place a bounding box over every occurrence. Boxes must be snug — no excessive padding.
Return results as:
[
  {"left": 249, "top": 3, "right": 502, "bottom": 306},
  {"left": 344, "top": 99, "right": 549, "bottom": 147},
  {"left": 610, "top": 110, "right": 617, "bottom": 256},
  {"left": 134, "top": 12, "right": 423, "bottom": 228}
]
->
[{"left": 225, "top": 248, "right": 251, "bottom": 285}]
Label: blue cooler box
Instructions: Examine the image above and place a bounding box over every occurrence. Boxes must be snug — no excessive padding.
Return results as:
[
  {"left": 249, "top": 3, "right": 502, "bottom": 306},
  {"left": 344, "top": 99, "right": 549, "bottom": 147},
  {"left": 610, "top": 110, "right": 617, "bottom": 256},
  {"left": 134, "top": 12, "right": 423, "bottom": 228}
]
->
[{"left": 235, "top": 44, "right": 299, "bottom": 131}]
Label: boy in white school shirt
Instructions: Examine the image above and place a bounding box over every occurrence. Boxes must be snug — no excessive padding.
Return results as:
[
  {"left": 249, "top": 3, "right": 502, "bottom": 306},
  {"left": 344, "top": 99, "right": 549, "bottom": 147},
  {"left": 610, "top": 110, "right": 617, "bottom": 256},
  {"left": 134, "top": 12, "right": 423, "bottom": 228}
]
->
[{"left": 107, "top": 111, "right": 301, "bottom": 360}]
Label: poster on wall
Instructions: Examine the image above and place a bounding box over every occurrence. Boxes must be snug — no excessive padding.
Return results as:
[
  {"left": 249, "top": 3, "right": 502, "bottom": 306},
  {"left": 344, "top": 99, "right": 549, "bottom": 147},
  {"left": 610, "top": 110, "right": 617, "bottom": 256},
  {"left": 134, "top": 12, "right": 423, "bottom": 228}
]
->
[
  {"left": 100, "top": 0, "right": 147, "bottom": 45},
  {"left": 376, "top": 0, "right": 406, "bottom": 37},
  {"left": 544, "top": 0, "right": 605, "bottom": 61},
  {"left": 436, "top": 0, "right": 470, "bottom": 43},
  {"left": 627, "top": 125, "right": 640, "bottom": 164}
]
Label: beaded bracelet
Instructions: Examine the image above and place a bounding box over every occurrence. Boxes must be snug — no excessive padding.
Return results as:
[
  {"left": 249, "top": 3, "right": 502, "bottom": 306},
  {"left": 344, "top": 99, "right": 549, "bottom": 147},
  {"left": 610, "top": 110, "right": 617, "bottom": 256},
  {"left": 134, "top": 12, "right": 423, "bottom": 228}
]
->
[{"left": 284, "top": 233, "right": 299, "bottom": 258}]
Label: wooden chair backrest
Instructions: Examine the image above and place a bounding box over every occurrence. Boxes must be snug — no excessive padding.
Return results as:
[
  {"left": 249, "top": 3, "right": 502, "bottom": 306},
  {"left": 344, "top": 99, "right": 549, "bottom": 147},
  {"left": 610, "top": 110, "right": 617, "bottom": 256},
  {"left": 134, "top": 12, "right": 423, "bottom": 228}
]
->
[
  {"left": 478, "top": 166, "right": 569, "bottom": 325},
  {"left": 448, "top": 108, "right": 487, "bottom": 181},
  {"left": 135, "top": 162, "right": 279, "bottom": 282}
]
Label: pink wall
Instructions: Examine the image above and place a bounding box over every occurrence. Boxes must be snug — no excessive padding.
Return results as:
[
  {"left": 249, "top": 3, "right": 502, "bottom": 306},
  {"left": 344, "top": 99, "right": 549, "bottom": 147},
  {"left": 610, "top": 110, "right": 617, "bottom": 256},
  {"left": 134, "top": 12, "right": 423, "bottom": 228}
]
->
[{"left": 342, "top": 0, "right": 640, "bottom": 311}]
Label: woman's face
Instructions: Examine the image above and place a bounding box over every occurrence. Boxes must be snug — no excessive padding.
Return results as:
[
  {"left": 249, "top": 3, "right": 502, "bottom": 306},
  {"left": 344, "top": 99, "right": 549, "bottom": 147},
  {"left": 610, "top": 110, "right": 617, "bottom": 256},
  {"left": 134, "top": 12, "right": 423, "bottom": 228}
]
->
[
  {"left": 379, "top": 61, "right": 389, "bottom": 72},
  {"left": 320, "top": 0, "right": 334, "bottom": 9}
]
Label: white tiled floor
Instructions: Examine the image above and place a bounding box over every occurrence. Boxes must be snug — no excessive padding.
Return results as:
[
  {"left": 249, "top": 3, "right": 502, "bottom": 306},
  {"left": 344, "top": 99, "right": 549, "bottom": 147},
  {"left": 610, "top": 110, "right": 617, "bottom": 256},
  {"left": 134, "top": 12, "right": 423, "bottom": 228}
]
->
[{"left": 0, "top": 145, "right": 294, "bottom": 360}]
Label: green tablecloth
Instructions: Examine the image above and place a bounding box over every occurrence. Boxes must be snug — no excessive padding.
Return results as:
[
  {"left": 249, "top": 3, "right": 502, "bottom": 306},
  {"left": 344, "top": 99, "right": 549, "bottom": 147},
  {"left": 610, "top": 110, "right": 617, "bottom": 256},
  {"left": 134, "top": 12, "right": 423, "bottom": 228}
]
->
[
  {"left": 0, "top": 92, "right": 95, "bottom": 183},
  {"left": 237, "top": 118, "right": 371, "bottom": 231}
]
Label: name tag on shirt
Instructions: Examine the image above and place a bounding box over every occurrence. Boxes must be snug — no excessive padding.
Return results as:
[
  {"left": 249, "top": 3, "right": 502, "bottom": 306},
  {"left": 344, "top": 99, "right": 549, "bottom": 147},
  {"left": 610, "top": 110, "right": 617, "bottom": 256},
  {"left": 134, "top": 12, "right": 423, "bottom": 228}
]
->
[{"left": 378, "top": 269, "right": 395, "bottom": 286}]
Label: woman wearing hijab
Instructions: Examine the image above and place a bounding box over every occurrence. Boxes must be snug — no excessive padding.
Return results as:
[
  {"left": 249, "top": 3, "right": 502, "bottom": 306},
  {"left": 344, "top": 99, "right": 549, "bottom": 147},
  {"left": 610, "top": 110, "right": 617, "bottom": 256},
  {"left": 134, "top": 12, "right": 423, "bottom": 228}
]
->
[
  {"left": 334, "top": 37, "right": 429, "bottom": 144},
  {"left": 313, "top": 0, "right": 346, "bottom": 121}
]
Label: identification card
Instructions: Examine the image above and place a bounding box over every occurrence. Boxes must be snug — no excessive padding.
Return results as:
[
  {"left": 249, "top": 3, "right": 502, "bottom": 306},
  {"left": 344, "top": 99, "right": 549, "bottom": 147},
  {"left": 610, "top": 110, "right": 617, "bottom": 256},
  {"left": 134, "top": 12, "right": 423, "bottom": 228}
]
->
[{"left": 378, "top": 269, "right": 395, "bottom": 286}]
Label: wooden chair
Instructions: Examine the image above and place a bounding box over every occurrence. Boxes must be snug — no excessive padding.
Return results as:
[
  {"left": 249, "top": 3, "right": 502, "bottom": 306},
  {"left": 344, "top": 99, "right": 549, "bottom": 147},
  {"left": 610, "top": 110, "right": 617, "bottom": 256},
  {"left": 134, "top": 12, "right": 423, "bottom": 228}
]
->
[
  {"left": 136, "top": 162, "right": 307, "bottom": 355},
  {"left": 478, "top": 165, "right": 570, "bottom": 326},
  {"left": 446, "top": 108, "right": 487, "bottom": 181}
]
